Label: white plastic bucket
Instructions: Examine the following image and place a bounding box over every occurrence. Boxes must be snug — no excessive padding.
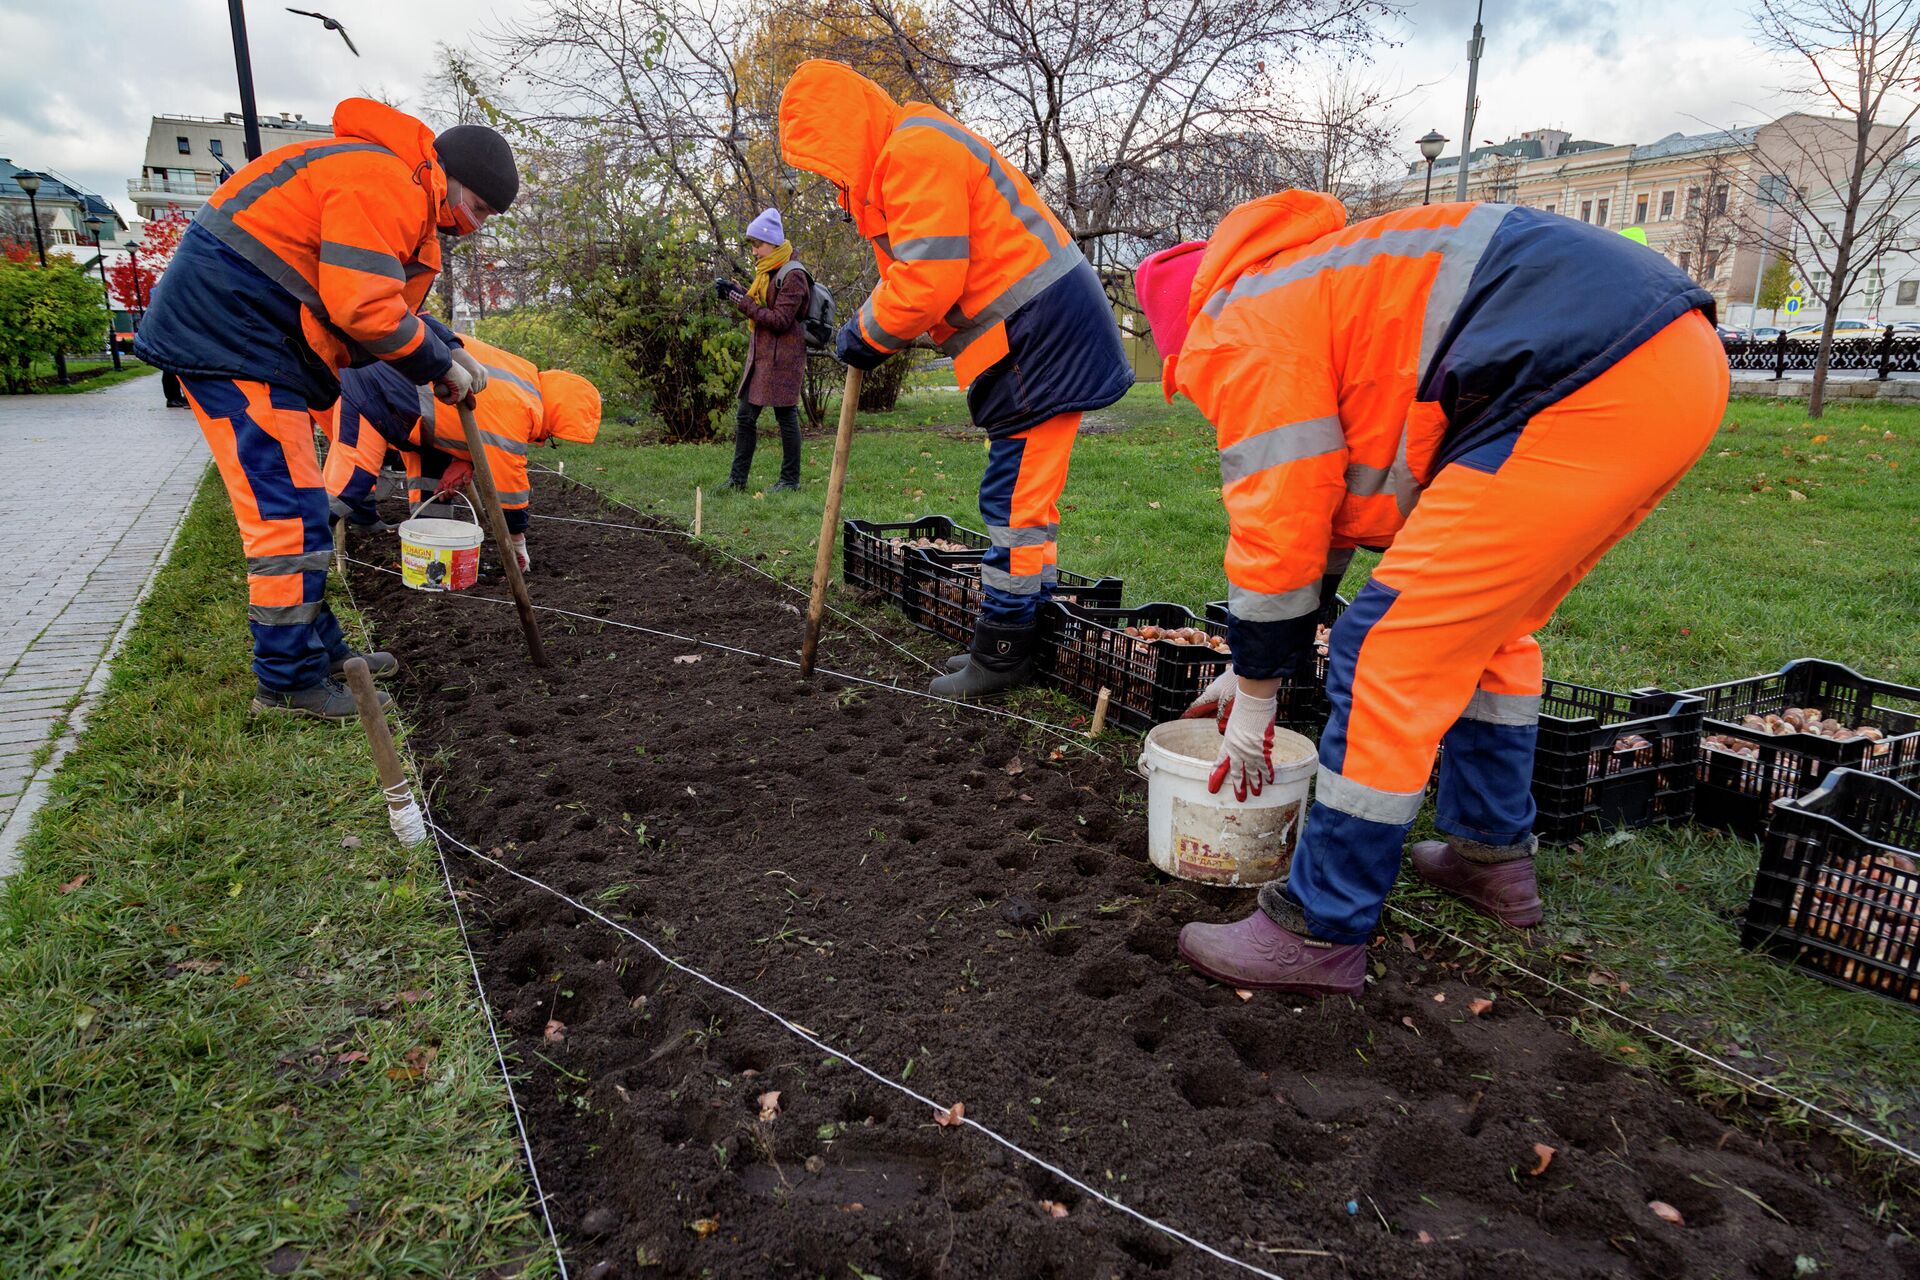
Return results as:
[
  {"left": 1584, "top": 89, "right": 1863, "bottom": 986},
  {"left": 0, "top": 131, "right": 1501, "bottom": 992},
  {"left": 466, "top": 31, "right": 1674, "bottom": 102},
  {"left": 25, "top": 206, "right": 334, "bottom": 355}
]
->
[
  {"left": 399, "top": 493, "right": 483, "bottom": 592},
  {"left": 1138, "top": 718, "right": 1316, "bottom": 886}
]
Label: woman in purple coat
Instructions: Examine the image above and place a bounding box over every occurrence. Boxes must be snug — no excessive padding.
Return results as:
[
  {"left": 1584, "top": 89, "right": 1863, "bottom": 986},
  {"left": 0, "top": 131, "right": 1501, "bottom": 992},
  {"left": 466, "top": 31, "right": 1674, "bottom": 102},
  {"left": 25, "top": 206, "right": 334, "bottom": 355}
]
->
[{"left": 718, "top": 208, "right": 810, "bottom": 491}]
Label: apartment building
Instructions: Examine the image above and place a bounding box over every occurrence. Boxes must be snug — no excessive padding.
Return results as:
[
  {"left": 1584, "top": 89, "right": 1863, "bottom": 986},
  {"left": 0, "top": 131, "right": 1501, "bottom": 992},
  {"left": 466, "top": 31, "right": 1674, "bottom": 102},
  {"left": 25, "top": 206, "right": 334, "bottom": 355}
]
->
[
  {"left": 1, "top": 158, "right": 127, "bottom": 256},
  {"left": 128, "top": 111, "right": 331, "bottom": 219},
  {"left": 1400, "top": 115, "right": 1903, "bottom": 327}
]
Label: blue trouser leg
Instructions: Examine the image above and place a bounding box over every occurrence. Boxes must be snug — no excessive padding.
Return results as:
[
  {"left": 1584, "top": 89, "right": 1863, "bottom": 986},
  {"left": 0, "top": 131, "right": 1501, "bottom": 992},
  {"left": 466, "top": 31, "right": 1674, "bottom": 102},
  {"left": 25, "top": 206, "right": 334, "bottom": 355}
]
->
[
  {"left": 1281, "top": 580, "right": 1423, "bottom": 944},
  {"left": 182, "top": 376, "right": 340, "bottom": 693},
  {"left": 1435, "top": 716, "right": 1539, "bottom": 852}
]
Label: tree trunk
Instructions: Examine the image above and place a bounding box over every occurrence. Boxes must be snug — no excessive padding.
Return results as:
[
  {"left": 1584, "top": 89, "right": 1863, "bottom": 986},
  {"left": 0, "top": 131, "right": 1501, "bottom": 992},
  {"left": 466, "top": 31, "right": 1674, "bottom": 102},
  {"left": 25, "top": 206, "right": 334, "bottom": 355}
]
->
[{"left": 1811, "top": 239, "right": 1857, "bottom": 419}]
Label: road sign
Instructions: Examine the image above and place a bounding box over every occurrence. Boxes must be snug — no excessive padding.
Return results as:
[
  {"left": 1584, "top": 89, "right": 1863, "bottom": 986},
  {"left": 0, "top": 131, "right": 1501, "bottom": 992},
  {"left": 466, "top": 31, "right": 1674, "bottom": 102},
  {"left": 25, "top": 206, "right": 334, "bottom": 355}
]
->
[{"left": 1783, "top": 296, "right": 1803, "bottom": 315}]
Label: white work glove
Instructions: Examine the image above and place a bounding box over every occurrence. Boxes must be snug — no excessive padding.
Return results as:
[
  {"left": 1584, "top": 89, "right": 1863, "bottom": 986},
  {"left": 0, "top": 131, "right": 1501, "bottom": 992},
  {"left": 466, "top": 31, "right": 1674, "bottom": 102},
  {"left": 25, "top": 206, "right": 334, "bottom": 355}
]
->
[
  {"left": 450, "top": 345, "right": 489, "bottom": 395},
  {"left": 510, "top": 533, "right": 529, "bottom": 572},
  {"left": 1209, "top": 686, "right": 1277, "bottom": 802},
  {"left": 432, "top": 358, "right": 475, "bottom": 405}
]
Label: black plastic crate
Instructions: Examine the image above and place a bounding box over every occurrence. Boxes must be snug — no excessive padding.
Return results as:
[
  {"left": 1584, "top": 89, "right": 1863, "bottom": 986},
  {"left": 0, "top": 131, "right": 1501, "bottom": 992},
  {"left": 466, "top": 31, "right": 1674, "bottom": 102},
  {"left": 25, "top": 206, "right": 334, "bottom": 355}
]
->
[
  {"left": 1681, "top": 660, "right": 1920, "bottom": 838},
  {"left": 902, "top": 549, "right": 1122, "bottom": 644},
  {"left": 1740, "top": 769, "right": 1920, "bottom": 1005},
  {"left": 1037, "top": 602, "right": 1228, "bottom": 733},
  {"left": 1035, "top": 602, "right": 1324, "bottom": 734},
  {"left": 841, "top": 516, "right": 990, "bottom": 607},
  {"left": 1530, "top": 682, "right": 1704, "bottom": 842}
]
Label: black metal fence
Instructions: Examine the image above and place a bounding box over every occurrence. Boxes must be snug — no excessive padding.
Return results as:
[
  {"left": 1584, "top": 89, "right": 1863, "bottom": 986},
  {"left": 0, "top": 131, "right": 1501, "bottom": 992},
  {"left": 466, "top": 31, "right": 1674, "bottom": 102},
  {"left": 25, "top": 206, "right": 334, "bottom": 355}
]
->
[{"left": 1725, "top": 326, "right": 1920, "bottom": 378}]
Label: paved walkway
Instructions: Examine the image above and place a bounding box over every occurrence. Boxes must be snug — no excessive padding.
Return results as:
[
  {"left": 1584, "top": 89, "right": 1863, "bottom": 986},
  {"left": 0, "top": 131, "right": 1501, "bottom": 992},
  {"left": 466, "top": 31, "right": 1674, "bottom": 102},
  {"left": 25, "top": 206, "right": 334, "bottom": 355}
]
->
[{"left": 0, "top": 376, "right": 206, "bottom": 876}]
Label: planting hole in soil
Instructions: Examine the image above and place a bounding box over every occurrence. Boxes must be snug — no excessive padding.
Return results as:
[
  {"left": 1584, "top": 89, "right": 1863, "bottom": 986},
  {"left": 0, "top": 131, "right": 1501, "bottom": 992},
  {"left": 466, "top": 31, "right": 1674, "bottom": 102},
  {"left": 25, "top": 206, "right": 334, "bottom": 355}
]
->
[{"left": 350, "top": 474, "right": 1915, "bottom": 1279}]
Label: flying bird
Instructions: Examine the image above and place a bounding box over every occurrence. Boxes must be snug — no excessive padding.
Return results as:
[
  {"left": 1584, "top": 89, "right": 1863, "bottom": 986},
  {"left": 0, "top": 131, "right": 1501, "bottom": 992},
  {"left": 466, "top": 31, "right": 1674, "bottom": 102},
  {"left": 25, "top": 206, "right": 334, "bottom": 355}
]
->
[{"left": 286, "top": 8, "right": 360, "bottom": 57}]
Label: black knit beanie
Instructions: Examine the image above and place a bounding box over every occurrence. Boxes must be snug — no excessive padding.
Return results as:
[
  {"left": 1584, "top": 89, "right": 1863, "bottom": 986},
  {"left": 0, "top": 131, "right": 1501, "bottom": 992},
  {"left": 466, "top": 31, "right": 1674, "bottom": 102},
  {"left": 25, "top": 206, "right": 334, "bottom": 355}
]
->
[{"left": 434, "top": 124, "right": 518, "bottom": 212}]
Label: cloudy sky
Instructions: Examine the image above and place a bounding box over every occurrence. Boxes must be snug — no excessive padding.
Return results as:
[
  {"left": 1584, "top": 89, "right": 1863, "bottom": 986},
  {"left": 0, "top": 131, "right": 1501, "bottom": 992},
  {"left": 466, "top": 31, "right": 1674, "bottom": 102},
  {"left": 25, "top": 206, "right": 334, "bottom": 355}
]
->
[{"left": 2, "top": 0, "right": 1806, "bottom": 224}]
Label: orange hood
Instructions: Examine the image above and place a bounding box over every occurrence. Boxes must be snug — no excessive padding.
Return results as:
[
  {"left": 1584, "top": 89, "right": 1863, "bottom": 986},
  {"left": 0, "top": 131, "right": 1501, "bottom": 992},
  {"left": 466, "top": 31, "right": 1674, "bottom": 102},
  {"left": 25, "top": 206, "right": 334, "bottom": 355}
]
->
[
  {"left": 332, "top": 97, "right": 448, "bottom": 216},
  {"left": 779, "top": 60, "right": 904, "bottom": 240},
  {"left": 1167, "top": 190, "right": 1348, "bottom": 398},
  {"left": 537, "top": 369, "right": 602, "bottom": 444}
]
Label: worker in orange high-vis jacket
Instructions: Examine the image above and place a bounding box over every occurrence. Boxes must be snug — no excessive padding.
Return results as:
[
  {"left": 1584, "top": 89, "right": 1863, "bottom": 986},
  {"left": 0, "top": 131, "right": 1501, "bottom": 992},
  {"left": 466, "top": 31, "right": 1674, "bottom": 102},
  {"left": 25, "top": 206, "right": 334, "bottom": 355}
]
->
[
  {"left": 135, "top": 99, "right": 516, "bottom": 721},
  {"left": 779, "top": 60, "right": 1133, "bottom": 699},
  {"left": 324, "top": 335, "right": 603, "bottom": 569},
  {"left": 1132, "top": 192, "right": 1728, "bottom": 999}
]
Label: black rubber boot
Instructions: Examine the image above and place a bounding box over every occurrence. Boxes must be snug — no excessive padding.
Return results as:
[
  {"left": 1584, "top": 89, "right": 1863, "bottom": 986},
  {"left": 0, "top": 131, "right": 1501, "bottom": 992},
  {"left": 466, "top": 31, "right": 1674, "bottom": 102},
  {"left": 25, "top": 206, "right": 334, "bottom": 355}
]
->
[
  {"left": 251, "top": 679, "right": 388, "bottom": 721},
  {"left": 330, "top": 649, "right": 400, "bottom": 679},
  {"left": 943, "top": 653, "right": 970, "bottom": 672},
  {"left": 928, "top": 620, "right": 1035, "bottom": 700}
]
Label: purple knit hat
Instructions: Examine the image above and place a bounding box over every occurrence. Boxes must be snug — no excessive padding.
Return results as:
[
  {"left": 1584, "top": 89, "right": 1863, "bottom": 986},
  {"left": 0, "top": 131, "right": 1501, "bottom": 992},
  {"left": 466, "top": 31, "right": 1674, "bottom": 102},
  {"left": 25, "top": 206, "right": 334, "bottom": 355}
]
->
[{"left": 746, "top": 207, "right": 785, "bottom": 244}]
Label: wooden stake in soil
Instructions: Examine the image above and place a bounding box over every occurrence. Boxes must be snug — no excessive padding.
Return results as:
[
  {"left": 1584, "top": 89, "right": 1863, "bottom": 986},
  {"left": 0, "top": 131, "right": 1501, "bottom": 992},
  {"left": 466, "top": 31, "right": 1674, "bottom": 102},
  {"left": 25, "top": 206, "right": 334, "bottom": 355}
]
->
[
  {"left": 332, "top": 517, "right": 346, "bottom": 577},
  {"left": 800, "top": 365, "right": 863, "bottom": 677},
  {"left": 694, "top": 486, "right": 703, "bottom": 538},
  {"left": 341, "top": 657, "right": 428, "bottom": 846},
  {"left": 1090, "top": 686, "right": 1112, "bottom": 738},
  {"left": 455, "top": 397, "right": 548, "bottom": 667}
]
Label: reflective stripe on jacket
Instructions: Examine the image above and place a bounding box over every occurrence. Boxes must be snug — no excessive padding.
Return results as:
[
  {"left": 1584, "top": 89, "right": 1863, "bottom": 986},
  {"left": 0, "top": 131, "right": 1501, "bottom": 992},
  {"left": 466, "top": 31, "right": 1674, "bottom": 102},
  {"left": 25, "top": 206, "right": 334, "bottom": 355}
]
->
[
  {"left": 134, "top": 98, "right": 453, "bottom": 405},
  {"left": 1169, "top": 192, "right": 1714, "bottom": 675},
  {"left": 779, "top": 60, "right": 1131, "bottom": 437}
]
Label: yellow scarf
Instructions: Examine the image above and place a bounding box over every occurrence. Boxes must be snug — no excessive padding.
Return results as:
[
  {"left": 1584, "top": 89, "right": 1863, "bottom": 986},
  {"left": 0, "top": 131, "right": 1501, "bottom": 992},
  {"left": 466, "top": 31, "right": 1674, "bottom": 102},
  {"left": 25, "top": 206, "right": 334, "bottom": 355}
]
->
[{"left": 747, "top": 240, "right": 794, "bottom": 306}]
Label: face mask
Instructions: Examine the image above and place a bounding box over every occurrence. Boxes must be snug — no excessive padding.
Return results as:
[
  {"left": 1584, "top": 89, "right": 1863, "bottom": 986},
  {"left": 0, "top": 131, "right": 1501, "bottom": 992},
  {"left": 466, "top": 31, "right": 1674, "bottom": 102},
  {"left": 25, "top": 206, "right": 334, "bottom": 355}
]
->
[{"left": 443, "top": 194, "right": 480, "bottom": 236}]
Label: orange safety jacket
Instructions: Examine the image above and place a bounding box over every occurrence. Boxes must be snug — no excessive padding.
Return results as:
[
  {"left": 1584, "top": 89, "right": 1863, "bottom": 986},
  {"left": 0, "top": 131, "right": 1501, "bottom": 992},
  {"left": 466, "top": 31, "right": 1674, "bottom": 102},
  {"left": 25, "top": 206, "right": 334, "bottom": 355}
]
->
[
  {"left": 402, "top": 337, "right": 542, "bottom": 518},
  {"left": 1168, "top": 191, "right": 1712, "bottom": 677},
  {"left": 134, "top": 98, "right": 455, "bottom": 404},
  {"left": 335, "top": 336, "right": 602, "bottom": 534},
  {"left": 779, "top": 60, "right": 1130, "bottom": 436}
]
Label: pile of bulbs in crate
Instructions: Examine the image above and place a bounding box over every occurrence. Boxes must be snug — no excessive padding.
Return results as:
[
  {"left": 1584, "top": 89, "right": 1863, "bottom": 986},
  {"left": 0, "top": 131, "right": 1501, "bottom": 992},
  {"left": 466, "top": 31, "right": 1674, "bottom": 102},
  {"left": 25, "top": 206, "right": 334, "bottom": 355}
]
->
[
  {"left": 881, "top": 534, "right": 978, "bottom": 555},
  {"left": 1787, "top": 845, "right": 1918, "bottom": 982},
  {"left": 1704, "top": 707, "right": 1892, "bottom": 760},
  {"left": 1122, "top": 623, "right": 1231, "bottom": 654},
  {"left": 1114, "top": 623, "right": 1335, "bottom": 657}
]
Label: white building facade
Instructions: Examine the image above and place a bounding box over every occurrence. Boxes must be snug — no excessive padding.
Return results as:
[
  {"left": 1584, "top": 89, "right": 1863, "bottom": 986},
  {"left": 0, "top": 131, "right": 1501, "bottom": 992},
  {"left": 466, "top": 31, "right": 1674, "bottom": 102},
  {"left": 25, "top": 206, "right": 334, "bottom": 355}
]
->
[{"left": 129, "top": 111, "right": 331, "bottom": 220}]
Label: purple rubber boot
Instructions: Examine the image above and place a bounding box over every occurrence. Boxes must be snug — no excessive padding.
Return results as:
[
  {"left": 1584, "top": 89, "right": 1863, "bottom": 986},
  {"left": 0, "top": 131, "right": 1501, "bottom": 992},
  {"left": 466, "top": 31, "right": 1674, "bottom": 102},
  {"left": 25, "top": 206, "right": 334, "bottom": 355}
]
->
[
  {"left": 1177, "top": 909, "right": 1366, "bottom": 997},
  {"left": 1409, "top": 840, "right": 1543, "bottom": 928}
]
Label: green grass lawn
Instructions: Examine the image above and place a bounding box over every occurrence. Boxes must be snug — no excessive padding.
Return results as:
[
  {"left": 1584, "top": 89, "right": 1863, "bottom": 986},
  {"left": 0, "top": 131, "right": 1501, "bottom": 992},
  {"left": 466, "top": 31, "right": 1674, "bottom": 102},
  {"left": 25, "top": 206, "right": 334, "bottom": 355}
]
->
[
  {"left": 12, "top": 357, "right": 157, "bottom": 395},
  {"left": 0, "top": 474, "right": 551, "bottom": 1278},
  {"left": 565, "top": 386, "right": 1920, "bottom": 1169}
]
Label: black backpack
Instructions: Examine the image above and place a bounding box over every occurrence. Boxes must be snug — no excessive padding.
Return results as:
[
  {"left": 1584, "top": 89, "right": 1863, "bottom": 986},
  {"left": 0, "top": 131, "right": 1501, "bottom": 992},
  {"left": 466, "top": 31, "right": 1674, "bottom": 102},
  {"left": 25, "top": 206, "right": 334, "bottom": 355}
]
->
[{"left": 774, "top": 261, "right": 837, "bottom": 350}]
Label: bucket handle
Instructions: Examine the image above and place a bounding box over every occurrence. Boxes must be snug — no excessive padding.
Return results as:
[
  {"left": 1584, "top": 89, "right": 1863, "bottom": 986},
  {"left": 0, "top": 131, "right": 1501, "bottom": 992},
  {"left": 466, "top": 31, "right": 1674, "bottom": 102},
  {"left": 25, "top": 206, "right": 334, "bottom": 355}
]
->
[{"left": 408, "top": 489, "right": 481, "bottom": 527}]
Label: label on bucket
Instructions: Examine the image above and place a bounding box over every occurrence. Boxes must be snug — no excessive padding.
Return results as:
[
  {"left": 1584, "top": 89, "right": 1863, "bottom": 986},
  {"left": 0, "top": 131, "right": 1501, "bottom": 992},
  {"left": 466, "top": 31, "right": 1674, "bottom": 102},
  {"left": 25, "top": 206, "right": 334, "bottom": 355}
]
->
[
  {"left": 401, "top": 542, "right": 479, "bottom": 591},
  {"left": 1170, "top": 796, "right": 1304, "bottom": 886}
]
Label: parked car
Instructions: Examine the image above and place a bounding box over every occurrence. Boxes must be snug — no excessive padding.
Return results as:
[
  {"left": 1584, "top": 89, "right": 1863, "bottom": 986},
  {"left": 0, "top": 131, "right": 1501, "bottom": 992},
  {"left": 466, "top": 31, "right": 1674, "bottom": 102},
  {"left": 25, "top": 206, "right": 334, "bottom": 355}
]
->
[
  {"left": 1750, "top": 326, "right": 1786, "bottom": 341},
  {"left": 1787, "top": 318, "right": 1880, "bottom": 342},
  {"left": 1716, "top": 323, "right": 1748, "bottom": 343}
]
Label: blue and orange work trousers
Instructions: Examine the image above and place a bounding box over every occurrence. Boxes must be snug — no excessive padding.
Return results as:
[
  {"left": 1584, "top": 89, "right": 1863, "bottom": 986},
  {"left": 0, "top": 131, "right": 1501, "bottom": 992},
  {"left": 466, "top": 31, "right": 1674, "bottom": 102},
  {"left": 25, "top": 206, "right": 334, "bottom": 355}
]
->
[
  {"left": 977, "top": 411, "right": 1081, "bottom": 628},
  {"left": 320, "top": 400, "right": 389, "bottom": 527},
  {"left": 1281, "top": 311, "right": 1731, "bottom": 943},
  {"left": 182, "top": 377, "right": 346, "bottom": 693}
]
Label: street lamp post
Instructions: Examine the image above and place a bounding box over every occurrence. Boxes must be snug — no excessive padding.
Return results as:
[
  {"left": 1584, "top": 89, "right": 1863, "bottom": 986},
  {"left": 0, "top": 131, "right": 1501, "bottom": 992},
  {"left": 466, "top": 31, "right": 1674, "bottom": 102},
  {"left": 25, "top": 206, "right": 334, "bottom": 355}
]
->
[
  {"left": 226, "top": 0, "right": 264, "bottom": 160},
  {"left": 14, "top": 172, "right": 70, "bottom": 385},
  {"left": 126, "top": 242, "right": 147, "bottom": 324},
  {"left": 83, "top": 214, "right": 122, "bottom": 371},
  {"left": 1417, "top": 130, "right": 1449, "bottom": 206},
  {"left": 1455, "top": 0, "right": 1485, "bottom": 202}
]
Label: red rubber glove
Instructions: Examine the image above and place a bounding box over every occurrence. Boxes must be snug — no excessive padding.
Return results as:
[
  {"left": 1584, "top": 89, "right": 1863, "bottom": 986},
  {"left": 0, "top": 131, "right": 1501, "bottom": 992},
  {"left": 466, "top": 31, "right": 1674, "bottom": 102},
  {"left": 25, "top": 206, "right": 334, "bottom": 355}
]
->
[{"left": 434, "top": 459, "right": 473, "bottom": 498}]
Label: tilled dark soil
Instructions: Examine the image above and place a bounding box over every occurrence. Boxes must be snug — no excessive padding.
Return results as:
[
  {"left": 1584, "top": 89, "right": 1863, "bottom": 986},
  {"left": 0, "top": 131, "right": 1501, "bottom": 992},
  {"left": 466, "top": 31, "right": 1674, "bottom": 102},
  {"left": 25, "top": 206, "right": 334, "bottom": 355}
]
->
[{"left": 351, "top": 474, "right": 1917, "bottom": 1280}]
